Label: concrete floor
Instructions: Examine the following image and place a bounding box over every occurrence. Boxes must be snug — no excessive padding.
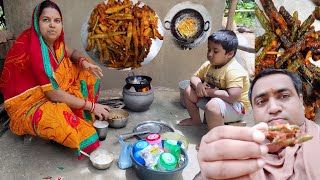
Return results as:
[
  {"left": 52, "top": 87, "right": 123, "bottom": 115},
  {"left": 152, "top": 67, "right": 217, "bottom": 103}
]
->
[{"left": 0, "top": 87, "right": 257, "bottom": 180}]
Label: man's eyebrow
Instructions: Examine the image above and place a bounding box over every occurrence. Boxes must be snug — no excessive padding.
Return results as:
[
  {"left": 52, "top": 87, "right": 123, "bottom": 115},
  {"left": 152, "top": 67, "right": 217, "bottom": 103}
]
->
[
  {"left": 253, "top": 88, "right": 290, "bottom": 101},
  {"left": 253, "top": 92, "right": 267, "bottom": 102}
]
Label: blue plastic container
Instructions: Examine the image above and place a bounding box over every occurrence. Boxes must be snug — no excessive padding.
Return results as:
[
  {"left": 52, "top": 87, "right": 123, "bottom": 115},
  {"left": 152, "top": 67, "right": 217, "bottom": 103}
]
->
[
  {"left": 133, "top": 140, "right": 149, "bottom": 153},
  {"left": 134, "top": 151, "right": 146, "bottom": 166}
]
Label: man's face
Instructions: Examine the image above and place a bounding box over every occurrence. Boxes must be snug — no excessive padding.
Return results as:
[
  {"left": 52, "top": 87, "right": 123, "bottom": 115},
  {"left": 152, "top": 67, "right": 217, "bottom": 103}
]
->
[
  {"left": 251, "top": 74, "right": 305, "bottom": 126},
  {"left": 207, "top": 41, "right": 233, "bottom": 67}
]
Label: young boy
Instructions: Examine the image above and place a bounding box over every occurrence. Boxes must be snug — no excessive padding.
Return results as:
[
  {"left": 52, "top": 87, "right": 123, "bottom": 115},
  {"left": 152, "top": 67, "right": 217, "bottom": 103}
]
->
[{"left": 179, "top": 29, "right": 250, "bottom": 130}]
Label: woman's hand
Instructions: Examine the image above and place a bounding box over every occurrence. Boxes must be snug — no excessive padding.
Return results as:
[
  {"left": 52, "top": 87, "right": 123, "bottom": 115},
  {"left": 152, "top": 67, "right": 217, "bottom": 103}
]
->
[
  {"left": 197, "top": 123, "right": 269, "bottom": 180},
  {"left": 93, "top": 103, "right": 110, "bottom": 120},
  {"left": 82, "top": 61, "right": 103, "bottom": 79}
]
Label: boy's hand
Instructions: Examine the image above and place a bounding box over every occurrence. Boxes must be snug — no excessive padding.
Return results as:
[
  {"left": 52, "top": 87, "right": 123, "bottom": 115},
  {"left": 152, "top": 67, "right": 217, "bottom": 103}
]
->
[
  {"left": 196, "top": 82, "right": 208, "bottom": 97},
  {"left": 205, "top": 87, "right": 219, "bottom": 97},
  {"left": 198, "top": 123, "right": 269, "bottom": 179}
]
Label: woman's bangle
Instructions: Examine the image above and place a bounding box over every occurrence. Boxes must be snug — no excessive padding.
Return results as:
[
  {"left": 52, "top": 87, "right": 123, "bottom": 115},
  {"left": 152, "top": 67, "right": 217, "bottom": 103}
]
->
[
  {"left": 90, "top": 102, "right": 95, "bottom": 113},
  {"left": 78, "top": 57, "right": 88, "bottom": 69},
  {"left": 79, "top": 99, "right": 87, "bottom": 110}
]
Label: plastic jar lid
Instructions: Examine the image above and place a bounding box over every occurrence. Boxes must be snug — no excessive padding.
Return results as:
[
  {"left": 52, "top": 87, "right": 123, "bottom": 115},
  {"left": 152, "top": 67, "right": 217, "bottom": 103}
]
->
[
  {"left": 159, "top": 152, "right": 177, "bottom": 170},
  {"left": 166, "top": 140, "right": 177, "bottom": 145},
  {"left": 146, "top": 134, "right": 161, "bottom": 142},
  {"left": 164, "top": 140, "right": 178, "bottom": 150},
  {"left": 133, "top": 140, "right": 149, "bottom": 153}
]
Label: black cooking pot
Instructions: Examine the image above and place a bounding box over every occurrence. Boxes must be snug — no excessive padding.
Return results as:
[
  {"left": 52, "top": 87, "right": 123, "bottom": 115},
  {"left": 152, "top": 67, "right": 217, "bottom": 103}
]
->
[
  {"left": 125, "top": 72, "right": 152, "bottom": 91},
  {"left": 164, "top": 8, "right": 210, "bottom": 43}
]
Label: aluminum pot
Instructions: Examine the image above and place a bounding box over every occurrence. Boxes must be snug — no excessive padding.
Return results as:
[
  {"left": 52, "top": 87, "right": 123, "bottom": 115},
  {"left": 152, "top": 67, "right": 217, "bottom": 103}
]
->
[
  {"left": 122, "top": 87, "right": 154, "bottom": 112},
  {"left": 164, "top": 8, "right": 210, "bottom": 43}
]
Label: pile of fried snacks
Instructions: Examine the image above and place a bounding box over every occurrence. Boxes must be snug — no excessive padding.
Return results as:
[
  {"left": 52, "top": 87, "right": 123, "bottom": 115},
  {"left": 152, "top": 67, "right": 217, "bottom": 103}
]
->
[
  {"left": 86, "top": 0, "right": 163, "bottom": 69},
  {"left": 255, "top": 0, "right": 320, "bottom": 121},
  {"left": 177, "top": 17, "right": 197, "bottom": 38}
]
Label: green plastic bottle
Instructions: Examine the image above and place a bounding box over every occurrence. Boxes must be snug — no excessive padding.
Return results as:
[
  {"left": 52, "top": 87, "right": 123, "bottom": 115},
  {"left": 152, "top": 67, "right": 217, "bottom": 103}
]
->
[
  {"left": 164, "top": 140, "right": 181, "bottom": 160},
  {"left": 158, "top": 152, "right": 177, "bottom": 171}
]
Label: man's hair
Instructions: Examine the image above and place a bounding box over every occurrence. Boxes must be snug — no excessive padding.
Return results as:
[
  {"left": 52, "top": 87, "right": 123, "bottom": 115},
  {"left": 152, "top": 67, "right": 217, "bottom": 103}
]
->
[
  {"left": 38, "top": 0, "right": 62, "bottom": 20},
  {"left": 248, "top": 69, "right": 303, "bottom": 105},
  {"left": 208, "top": 29, "right": 238, "bottom": 57}
]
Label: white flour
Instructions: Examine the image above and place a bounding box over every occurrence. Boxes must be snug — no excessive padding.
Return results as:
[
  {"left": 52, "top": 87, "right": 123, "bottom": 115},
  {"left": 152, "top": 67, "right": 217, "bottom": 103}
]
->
[
  {"left": 93, "top": 154, "right": 113, "bottom": 164},
  {"left": 93, "top": 120, "right": 109, "bottom": 128}
]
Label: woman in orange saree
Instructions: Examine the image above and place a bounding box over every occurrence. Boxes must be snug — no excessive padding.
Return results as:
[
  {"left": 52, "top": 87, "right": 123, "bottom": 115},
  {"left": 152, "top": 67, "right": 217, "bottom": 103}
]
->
[{"left": 0, "top": 0, "right": 110, "bottom": 159}]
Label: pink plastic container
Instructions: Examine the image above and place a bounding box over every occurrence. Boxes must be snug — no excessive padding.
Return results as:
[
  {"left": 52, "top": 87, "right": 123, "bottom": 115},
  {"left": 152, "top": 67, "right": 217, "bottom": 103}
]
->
[{"left": 146, "top": 134, "right": 162, "bottom": 149}]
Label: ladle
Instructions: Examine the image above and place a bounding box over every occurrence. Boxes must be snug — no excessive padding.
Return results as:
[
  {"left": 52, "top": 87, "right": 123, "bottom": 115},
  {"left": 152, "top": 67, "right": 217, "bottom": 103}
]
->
[
  {"left": 80, "top": 150, "right": 91, "bottom": 158},
  {"left": 119, "top": 130, "right": 151, "bottom": 140}
]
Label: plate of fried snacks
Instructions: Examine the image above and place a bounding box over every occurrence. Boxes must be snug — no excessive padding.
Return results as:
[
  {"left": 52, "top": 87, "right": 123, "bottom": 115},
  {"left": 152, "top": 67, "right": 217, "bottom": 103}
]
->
[
  {"left": 262, "top": 123, "right": 313, "bottom": 147},
  {"left": 81, "top": 0, "right": 164, "bottom": 70},
  {"left": 255, "top": 0, "right": 320, "bottom": 121}
]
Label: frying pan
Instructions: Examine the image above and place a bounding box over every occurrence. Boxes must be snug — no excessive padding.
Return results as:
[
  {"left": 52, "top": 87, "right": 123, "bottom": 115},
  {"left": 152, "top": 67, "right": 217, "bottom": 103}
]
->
[
  {"left": 119, "top": 120, "right": 175, "bottom": 140},
  {"left": 125, "top": 71, "right": 152, "bottom": 91},
  {"left": 164, "top": 9, "right": 210, "bottom": 43}
]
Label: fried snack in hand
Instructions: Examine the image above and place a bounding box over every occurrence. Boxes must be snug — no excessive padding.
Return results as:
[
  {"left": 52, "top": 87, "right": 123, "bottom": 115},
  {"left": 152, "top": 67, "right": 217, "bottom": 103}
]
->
[{"left": 263, "top": 123, "right": 313, "bottom": 147}]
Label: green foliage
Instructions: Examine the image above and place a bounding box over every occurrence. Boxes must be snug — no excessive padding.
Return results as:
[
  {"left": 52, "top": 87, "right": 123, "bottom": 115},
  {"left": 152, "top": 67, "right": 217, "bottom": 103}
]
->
[{"left": 225, "top": 0, "right": 255, "bottom": 28}]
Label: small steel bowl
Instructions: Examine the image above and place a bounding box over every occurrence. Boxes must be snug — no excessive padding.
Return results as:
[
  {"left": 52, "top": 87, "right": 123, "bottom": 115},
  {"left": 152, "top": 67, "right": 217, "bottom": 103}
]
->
[
  {"left": 108, "top": 109, "right": 129, "bottom": 128},
  {"left": 93, "top": 120, "right": 109, "bottom": 141},
  {"left": 90, "top": 149, "right": 114, "bottom": 170}
]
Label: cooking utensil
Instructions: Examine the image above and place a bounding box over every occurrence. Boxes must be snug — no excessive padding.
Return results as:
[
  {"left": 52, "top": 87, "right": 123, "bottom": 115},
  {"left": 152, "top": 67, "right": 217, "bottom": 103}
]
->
[
  {"left": 125, "top": 71, "right": 152, "bottom": 92},
  {"left": 164, "top": 8, "right": 210, "bottom": 43},
  {"left": 119, "top": 122, "right": 162, "bottom": 140},
  {"left": 119, "top": 130, "right": 152, "bottom": 140},
  {"left": 91, "top": 149, "right": 114, "bottom": 170},
  {"left": 108, "top": 109, "right": 129, "bottom": 128},
  {"left": 93, "top": 120, "right": 109, "bottom": 141},
  {"left": 80, "top": 150, "right": 91, "bottom": 158},
  {"left": 97, "top": 97, "right": 125, "bottom": 109},
  {"left": 134, "top": 120, "right": 175, "bottom": 139},
  {"left": 80, "top": 149, "right": 114, "bottom": 170}
]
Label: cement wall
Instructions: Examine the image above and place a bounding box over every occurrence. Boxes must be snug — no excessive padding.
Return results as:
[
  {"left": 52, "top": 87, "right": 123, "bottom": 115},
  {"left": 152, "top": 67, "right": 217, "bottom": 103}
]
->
[{"left": 4, "top": 0, "right": 225, "bottom": 90}]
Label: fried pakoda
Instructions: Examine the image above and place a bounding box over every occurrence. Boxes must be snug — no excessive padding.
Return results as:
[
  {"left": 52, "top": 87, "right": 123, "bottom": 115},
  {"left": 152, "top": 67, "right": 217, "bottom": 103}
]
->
[
  {"left": 177, "top": 17, "right": 197, "bottom": 38},
  {"left": 263, "top": 123, "right": 313, "bottom": 147}
]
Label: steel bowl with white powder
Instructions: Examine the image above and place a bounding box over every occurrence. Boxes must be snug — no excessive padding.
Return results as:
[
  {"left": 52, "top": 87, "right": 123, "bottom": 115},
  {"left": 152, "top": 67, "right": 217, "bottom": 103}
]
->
[{"left": 90, "top": 149, "right": 114, "bottom": 170}]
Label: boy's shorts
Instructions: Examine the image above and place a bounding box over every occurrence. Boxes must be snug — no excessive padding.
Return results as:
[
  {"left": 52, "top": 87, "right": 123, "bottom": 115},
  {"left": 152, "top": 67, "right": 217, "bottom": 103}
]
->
[{"left": 196, "top": 97, "right": 245, "bottom": 123}]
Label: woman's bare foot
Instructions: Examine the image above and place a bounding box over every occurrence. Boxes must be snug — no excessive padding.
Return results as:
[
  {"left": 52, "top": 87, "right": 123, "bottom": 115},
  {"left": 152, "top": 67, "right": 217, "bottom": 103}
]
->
[{"left": 177, "top": 118, "right": 202, "bottom": 126}]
